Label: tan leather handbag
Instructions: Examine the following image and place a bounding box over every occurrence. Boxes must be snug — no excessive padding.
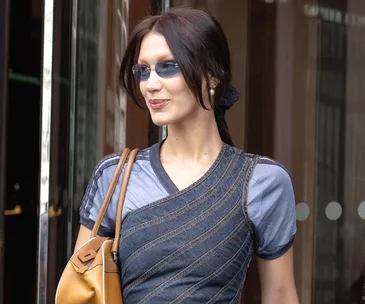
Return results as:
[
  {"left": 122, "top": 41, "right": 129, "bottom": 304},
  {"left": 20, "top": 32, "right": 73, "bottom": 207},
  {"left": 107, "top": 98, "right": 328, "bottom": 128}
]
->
[{"left": 55, "top": 148, "right": 139, "bottom": 304}]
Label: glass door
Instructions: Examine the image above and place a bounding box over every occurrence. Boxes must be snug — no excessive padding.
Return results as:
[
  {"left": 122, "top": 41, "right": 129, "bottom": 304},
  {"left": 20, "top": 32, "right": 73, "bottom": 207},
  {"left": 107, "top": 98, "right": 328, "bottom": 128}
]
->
[
  {"left": 0, "top": 0, "right": 10, "bottom": 302},
  {"left": 1, "top": 0, "right": 43, "bottom": 303},
  {"left": 1, "top": 1, "right": 149, "bottom": 302},
  {"left": 0, "top": 0, "right": 72, "bottom": 302},
  {"left": 37, "top": 0, "right": 72, "bottom": 302}
]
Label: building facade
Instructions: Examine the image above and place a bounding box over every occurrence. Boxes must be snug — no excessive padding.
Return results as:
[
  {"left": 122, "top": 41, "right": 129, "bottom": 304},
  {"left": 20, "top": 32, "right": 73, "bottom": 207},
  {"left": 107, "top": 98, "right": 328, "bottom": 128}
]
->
[{"left": 0, "top": 0, "right": 364, "bottom": 303}]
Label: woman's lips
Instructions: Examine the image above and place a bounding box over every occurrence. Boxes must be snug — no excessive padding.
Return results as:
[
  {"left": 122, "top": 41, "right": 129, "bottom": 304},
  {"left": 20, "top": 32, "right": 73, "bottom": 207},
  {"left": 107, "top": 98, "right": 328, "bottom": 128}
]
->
[{"left": 149, "top": 99, "right": 168, "bottom": 109}]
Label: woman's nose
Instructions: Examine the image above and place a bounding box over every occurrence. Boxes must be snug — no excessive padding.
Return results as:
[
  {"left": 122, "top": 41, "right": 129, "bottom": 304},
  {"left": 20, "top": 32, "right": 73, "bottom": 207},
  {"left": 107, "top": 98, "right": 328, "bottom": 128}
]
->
[{"left": 146, "top": 71, "right": 162, "bottom": 92}]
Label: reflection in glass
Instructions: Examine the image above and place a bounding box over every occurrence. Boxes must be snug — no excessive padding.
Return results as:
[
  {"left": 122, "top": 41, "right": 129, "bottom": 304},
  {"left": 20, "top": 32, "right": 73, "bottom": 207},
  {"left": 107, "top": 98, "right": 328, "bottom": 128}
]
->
[
  {"left": 70, "top": 0, "right": 129, "bottom": 253},
  {"left": 71, "top": 0, "right": 100, "bottom": 247},
  {"left": 47, "top": 0, "right": 72, "bottom": 302}
]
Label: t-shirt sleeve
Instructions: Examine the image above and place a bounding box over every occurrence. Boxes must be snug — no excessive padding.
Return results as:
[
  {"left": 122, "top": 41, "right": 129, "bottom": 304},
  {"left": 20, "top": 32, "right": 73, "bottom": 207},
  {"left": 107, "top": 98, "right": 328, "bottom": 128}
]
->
[
  {"left": 247, "top": 158, "right": 297, "bottom": 260},
  {"left": 79, "top": 154, "right": 122, "bottom": 237}
]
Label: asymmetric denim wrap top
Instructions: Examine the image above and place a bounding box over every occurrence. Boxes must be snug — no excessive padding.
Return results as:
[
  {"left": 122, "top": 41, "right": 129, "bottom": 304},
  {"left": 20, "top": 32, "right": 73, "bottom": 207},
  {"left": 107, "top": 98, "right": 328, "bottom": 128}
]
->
[
  {"left": 118, "top": 147, "right": 260, "bottom": 303},
  {"left": 80, "top": 142, "right": 297, "bottom": 303}
]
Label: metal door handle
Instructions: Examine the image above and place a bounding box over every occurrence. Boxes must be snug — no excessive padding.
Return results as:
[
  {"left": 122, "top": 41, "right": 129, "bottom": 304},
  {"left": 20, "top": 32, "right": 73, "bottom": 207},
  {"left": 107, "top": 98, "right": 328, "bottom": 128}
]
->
[
  {"left": 4, "top": 205, "right": 22, "bottom": 216},
  {"left": 4, "top": 204, "right": 62, "bottom": 217},
  {"left": 49, "top": 205, "right": 62, "bottom": 218}
]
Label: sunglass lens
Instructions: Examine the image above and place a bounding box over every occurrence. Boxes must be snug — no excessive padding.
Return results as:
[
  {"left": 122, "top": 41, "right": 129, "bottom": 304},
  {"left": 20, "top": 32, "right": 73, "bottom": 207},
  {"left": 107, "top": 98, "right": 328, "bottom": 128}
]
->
[
  {"left": 156, "top": 61, "right": 180, "bottom": 77},
  {"left": 132, "top": 64, "right": 150, "bottom": 80}
]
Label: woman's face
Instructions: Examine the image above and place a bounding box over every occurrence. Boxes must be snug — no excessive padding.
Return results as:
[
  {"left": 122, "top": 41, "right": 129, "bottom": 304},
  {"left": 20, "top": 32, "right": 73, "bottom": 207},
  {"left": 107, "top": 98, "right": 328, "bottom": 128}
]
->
[{"left": 138, "top": 31, "right": 208, "bottom": 127}]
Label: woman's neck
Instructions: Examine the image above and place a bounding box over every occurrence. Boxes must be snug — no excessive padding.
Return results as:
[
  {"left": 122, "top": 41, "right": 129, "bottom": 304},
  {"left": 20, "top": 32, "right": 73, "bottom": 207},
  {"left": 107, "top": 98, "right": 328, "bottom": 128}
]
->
[{"left": 160, "top": 116, "right": 223, "bottom": 164}]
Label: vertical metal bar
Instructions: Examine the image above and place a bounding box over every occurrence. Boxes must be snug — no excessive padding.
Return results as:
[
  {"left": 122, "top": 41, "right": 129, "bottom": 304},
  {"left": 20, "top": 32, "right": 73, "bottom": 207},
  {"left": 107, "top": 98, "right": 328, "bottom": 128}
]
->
[
  {"left": 0, "top": 0, "right": 10, "bottom": 302},
  {"left": 162, "top": 0, "right": 171, "bottom": 11},
  {"left": 66, "top": 0, "right": 78, "bottom": 259},
  {"left": 37, "top": 0, "right": 54, "bottom": 302},
  {"left": 159, "top": 0, "right": 170, "bottom": 141},
  {"left": 335, "top": 9, "right": 348, "bottom": 304}
]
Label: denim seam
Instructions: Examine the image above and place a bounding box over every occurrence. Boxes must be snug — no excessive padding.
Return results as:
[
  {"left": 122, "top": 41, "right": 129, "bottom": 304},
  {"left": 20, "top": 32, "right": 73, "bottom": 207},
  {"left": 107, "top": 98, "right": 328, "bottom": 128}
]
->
[
  {"left": 137, "top": 227, "right": 251, "bottom": 304},
  {"left": 233, "top": 246, "right": 255, "bottom": 304},
  {"left": 122, "top": 154, "right": 240, "bottom": 237},
  {"left": 123, "top": 202, "right": 244, "bottom": 295},
  {"left": 122, "top": 161, "right": 247, "bottom": 273},
  {"left": 170, "top": 235, "right": 250, "bottom": 304},
  {"left": 122, "top": 186, "right": 243, "bottom": 277},
  {"left": 124, "top": 146, "right": 240, "bottom": 221},
  {"left": 170, "top": 239, "right": 248, "bottom": 304},
  {"left": 206, "top": 244, "right": 253, "bottom": 304},
  {"left": 241, "top": 154, "right": 261, "bottom": 241},
  {"left": 205, "top": 261, "right": 247, "bottom": 304}
]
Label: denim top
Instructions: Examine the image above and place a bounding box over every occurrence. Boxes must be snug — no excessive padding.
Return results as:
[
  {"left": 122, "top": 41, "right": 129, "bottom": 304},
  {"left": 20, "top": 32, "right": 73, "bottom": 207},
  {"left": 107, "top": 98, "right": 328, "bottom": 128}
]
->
[
  {"left": 79, "top": 142, "right": 296, "bottom": 302},
  {"left": 80, "top": 142, "right": 296, "bottom": 259}
]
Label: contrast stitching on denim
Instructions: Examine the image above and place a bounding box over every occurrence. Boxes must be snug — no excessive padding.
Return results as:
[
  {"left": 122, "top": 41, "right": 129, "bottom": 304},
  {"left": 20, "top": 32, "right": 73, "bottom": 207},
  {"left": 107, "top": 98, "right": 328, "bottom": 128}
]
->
[
  {"left": 204, "top": 261, "right": 247, "bottom": 304},
  {"left": 240, "top": 155, "right": 254, "bottom": 219},
  {"left": 137, "top": 228, "right": 251, "bottom": 304},
  {"left": 122, "top": 154, "right": 240, "bottom": 238},
  {"left": 206, "top": 246, "right": 252, "bottom": 304},
  {"left": 123, "top": 146, "right": 241, "bottom": 221},
  {"left": 231, "top": 288, "right": 241, "bottom": 304},
  {"left": 122, "top": 162, "right": 247, "bottom": 274},
  {"left": 169, "top": 234, "right": 251, "bottom": 304},
  {"left": 241, "top": 154, "right": 261, "bottom": 239},
  {"left": 122, "top": 191, "right": 244, "bottom": 280},
  {"left": 231, "top": 246, "right": 255, "bottom": 304},
  {"left": 123, "top": 201, "right": 244, "bottom": 295}
]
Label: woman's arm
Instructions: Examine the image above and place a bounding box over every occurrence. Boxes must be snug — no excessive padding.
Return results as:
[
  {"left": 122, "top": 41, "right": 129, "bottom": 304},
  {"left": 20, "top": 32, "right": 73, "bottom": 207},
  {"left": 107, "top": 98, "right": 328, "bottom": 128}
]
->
[
  {"left": 257, "top": 247, "right": 299, "bottom": 304},
  {"left": 74, "top": 224, "right": 92, "bottom": 252}
]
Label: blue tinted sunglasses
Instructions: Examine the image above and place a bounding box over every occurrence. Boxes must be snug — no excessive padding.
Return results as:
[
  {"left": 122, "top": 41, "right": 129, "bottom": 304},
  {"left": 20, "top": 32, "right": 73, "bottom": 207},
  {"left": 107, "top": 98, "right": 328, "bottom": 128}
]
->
[{"left": 132, "top": 60, "right": 181, "bottom": 81}]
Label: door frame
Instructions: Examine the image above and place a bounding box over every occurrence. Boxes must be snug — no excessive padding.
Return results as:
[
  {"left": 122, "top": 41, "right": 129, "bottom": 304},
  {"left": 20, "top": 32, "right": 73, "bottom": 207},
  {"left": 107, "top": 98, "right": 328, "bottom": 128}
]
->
[
  {"left": 37, "top": 0, "right": 55, "bottom": 302},
  {"left": 0, "top": 0, "right": 10, "bottom": 302}
]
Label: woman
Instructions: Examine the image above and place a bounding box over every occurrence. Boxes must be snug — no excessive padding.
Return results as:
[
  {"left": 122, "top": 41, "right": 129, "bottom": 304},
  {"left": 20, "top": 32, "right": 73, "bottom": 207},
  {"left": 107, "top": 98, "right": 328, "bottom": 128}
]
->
[{"left": 76, "top": 7, "right": 299, "bottom": 303}]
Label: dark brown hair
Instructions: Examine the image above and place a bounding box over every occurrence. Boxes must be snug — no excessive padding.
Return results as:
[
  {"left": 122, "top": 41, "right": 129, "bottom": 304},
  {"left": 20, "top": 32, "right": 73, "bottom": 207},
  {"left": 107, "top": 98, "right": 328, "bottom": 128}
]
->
[{"left": 120, "top": 7, "right": 235, "bottom": 145}]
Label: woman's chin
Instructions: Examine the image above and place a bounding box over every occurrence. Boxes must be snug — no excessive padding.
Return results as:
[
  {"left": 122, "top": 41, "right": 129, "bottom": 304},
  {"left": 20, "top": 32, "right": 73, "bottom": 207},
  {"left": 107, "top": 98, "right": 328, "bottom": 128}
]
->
[
  {"left": 150, "top": 114, "right": 173, "bottom": 127},
  {"left": 152, "top": 121, "right": 166, "bottom": 127}
]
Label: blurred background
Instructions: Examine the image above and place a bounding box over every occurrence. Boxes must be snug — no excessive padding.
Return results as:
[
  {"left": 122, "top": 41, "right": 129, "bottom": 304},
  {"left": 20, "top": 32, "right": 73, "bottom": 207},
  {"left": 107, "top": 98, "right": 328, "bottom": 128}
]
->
[{"left": 0, "top": 0, "right": 364, "bottom": 303}]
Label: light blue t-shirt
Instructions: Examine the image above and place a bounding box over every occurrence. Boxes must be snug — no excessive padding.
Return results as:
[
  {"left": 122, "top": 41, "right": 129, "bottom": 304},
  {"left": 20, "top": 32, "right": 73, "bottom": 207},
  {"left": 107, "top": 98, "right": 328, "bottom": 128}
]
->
[{"left": 80, "top": 142, "right": 296, "bottom": 260}]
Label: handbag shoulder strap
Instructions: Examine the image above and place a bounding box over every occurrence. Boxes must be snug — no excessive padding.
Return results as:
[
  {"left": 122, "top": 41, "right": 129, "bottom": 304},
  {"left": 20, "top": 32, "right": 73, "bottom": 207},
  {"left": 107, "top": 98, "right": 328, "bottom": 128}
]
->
[
  {"left": 91, "top": 148, "right": 131, "bottom": 238},
  {"left": 112, "top": 148, "right": 139, "bottom": 256}
]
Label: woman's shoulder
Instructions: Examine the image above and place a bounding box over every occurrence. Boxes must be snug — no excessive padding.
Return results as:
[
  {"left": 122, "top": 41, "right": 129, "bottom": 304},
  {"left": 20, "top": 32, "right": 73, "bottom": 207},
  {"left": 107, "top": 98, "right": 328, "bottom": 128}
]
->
[
  {"left": 251, "top": 157, "right": 292, "bottom": 191},
  {"left": 243, "top": 155, "right": 296, "bottom": 259},
  {"left": 230, "top": 146, "right": 292, "bottom": 189},
  {"left": 92, "top": 146, "right": 153, "bottom": 181},
  {"left": 246, "top": 154, "right": 295, "bottom": 213},
  {"left": 251, "top": 156, "right": 291, "bottom": 183}
]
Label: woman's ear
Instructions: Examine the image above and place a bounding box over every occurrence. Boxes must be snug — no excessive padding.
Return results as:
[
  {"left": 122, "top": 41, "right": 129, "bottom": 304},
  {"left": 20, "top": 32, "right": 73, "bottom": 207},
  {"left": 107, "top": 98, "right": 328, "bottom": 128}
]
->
[{"left": 208, "top": 75, "right": 219, "bottom": 89}]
